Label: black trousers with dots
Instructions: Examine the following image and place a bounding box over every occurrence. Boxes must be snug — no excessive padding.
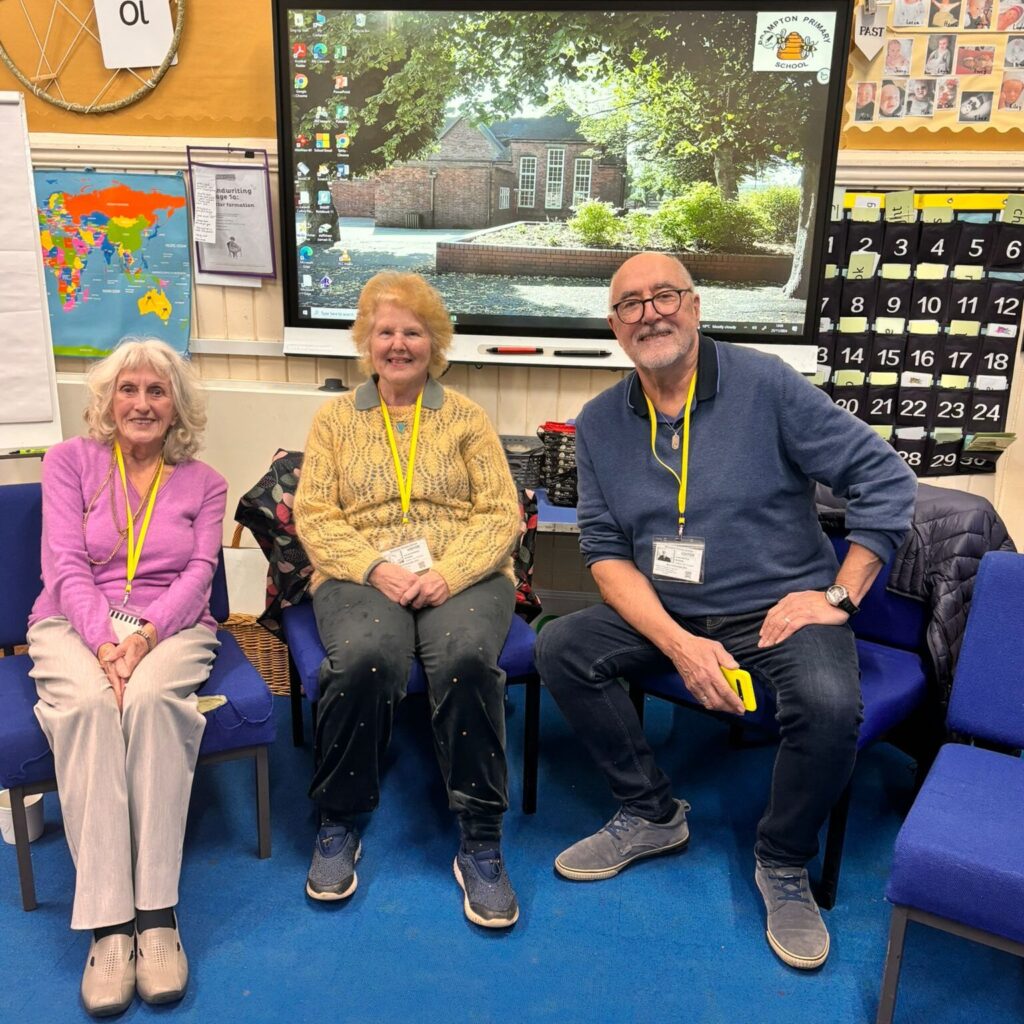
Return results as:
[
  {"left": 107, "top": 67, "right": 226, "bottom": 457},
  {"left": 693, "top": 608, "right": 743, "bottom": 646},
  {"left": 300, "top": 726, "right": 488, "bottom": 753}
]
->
[{"left": 309, "top": 573, "right": 515, "bottom": 842}]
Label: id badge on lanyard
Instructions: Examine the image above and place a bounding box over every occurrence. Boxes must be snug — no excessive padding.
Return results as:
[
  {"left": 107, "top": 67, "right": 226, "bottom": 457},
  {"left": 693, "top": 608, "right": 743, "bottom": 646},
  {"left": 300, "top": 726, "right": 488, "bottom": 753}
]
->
[
  {"left": 379, "top": 388, "right": 432, "bottom": 573},
  {"left": 644, "top": 372, "right": 705, "bottom": 584},
  {"left": 651, "top": 536, "right": 705, "bottom": 583}
]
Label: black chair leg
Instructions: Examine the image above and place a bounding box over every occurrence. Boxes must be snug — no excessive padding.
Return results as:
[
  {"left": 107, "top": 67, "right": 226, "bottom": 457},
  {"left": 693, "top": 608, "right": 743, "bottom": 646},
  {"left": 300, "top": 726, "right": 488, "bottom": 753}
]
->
[
  {"left": 521, "top": 678, "right": 540, "bottom": 814},
  {"left": 875, "top": 906, "right": 910, "bottom": 1024},
  {"left": 815, "top": 779, "right": 853, "bottom": 910},
  {"left": 255, "top": 746, "right": 272, "bottom": 859},
  {"left": 289, "top": 656, "right": 305, "bottom": 747},
  {"left": 11, "top": 786, "right": 38, "bottom": 911},
  {"left": 629, "top": 682, "right": 645, "bottom": 725}
]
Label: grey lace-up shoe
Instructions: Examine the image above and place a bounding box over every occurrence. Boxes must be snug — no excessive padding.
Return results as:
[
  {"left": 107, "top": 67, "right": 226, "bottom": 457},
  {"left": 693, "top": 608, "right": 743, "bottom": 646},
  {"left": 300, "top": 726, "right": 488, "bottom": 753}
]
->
[
  {"left": 453, "top": 844, "right": 520, "bottom": 928},
  {"left": 306, "top": 823, "right": 362, "bottom": 901},
  {"left": 554, "top": 799, "right": 691, "bottom": 881},
  {"left": 755, "top": 862, "right": 830, "bottom": 969}
]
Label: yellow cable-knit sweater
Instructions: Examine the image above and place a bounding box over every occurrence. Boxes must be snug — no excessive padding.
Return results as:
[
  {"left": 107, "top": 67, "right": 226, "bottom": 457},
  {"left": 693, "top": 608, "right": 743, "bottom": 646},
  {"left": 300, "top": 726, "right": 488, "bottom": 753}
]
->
[{"left": 294, "top": 377, "right": 520, "bottom": 597}]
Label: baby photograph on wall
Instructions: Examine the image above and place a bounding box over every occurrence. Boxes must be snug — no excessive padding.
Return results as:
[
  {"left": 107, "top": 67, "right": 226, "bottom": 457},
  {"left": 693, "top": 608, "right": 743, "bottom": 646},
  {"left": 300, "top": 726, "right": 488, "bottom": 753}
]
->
[
  {"left": 905, "top": 78, "right": 936, "bottom": 114},
  {"left": 879, "top": 78, "right": 908, "bottom": 118},
  {"left": 884, "top": 37, "right": 914, "bottom": 76},
  {"left": 955, "top": 43, "right": 995, "bottom": 75},
  {"left": 935, "top": 76, "right": 960, "bottom": 109},
  {"left": 959, "top": 89, "right": 994, "bottom": 121},
  {"left": 924, "top": 34, "right": 956, "bottom": 75}
]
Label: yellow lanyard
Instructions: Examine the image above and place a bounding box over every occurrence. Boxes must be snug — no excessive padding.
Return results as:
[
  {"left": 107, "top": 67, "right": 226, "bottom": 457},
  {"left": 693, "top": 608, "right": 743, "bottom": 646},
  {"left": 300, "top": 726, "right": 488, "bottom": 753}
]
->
[
  {"left": 114, "top": 441, "right": 163, "bottom": 605},
  {"left": 644, "top": 371, "right": 697, "bottom": 537},
  {"left": 379, "top": 389, "right": 424, "bottom": 525}
]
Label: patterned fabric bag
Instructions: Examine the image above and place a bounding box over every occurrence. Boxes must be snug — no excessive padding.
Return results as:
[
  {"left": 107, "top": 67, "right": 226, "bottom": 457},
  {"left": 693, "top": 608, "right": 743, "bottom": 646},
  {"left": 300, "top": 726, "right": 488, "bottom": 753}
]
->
[
  {"left": 234, "top": 449, "right": 312, "bottom": 637},
  {"left": 513, "top": 488, "right": 542, "bottom": 623}
]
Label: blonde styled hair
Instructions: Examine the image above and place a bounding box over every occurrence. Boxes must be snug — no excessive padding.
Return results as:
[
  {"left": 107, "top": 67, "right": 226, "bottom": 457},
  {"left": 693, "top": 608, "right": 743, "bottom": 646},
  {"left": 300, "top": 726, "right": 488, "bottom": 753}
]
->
[
  {"left": 351, "top": 272, "right": 453, "bottom": 379},
  {"left": 83, "top": 338, "right": 207, "bottom": 464}
]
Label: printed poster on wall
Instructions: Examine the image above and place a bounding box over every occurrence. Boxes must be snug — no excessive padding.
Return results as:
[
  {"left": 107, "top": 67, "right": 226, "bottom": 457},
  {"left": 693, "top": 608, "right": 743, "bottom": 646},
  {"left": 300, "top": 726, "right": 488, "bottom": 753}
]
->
[{"left": 34, "top": 170, "right": 191, "bottom": 357}]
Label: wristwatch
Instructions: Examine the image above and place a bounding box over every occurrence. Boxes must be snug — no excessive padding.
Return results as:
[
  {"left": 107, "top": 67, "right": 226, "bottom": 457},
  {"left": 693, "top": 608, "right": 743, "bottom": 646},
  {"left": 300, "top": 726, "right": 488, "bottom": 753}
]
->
[{"left": 825, "top": 583, "right": 859, "bottom": 617}]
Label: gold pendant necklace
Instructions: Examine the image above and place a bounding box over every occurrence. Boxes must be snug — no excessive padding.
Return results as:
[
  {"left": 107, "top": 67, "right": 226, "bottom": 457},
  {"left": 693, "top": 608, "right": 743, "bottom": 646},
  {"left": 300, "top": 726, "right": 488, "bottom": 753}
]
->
[{"left": 83, "top": 450, "right": 162, "bottom": 566}]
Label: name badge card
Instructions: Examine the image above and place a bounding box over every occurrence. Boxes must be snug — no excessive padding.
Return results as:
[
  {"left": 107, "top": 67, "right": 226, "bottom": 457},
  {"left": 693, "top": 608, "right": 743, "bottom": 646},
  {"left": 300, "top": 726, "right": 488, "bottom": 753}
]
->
[
  {"left": 652, "top": 537, "right": 705, "bottom": 584},
  {"left": 382, "top": 538, "right": 433, "bottom": 573}
]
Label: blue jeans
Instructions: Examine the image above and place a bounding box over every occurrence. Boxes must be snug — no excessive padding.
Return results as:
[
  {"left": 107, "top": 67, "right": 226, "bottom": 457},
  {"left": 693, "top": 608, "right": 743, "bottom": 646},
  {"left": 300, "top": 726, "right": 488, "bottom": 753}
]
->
[{"left": 536, "top": 603, "right": 862, "bottom": 867}]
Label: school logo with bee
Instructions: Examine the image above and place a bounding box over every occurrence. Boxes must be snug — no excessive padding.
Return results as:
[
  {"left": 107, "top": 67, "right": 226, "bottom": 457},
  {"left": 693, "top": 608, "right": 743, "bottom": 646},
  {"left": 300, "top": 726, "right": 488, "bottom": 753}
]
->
[{"left": 753, "top": 11, "right": 836, "bottom": 79}]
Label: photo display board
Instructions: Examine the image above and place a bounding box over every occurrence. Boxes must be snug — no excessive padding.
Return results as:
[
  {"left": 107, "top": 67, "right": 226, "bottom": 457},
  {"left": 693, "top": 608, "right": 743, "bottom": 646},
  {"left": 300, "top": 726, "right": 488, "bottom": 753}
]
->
[
  {"left": 849, "top": 0, "right": 1024, "bottom": 132},
  {"left": 815, "top": 190, "right": 1022, "bottom": 478}
]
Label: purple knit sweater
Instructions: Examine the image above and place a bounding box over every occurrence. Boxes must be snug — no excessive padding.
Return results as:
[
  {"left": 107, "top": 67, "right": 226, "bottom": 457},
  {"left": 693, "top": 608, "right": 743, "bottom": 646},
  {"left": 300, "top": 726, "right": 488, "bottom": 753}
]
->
[{"left": 29, "top": 436, "right": 228, "bottom": 654}]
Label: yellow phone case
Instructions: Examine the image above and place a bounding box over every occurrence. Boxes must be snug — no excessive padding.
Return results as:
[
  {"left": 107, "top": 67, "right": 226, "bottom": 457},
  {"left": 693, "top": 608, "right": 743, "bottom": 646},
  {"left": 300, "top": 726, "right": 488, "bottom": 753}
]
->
[{"left": 721, "top": 667, "right": 757, "bottom": 712}]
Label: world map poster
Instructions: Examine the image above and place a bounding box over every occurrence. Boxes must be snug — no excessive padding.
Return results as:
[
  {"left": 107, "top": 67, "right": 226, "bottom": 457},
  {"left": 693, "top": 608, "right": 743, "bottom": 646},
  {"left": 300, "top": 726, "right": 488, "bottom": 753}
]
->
[{"left": 34, "top": 171, "right": 191, "bottom": 356}]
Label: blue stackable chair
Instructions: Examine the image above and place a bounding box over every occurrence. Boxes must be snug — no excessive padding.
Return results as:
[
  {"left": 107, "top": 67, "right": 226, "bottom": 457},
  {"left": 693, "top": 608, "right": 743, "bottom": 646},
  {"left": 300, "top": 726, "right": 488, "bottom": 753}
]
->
[
  {"left": 876, "top": 550, "right": 1024, "bottom": 1024},
  {"left": 0, "top": 482, "right": 276, "bottom": 912},
  {"left": 282, "top": 601, "right": 541, "bottom": 812},
  {"left": 625, "top": 534, "right": 934, "bottom": 909}
]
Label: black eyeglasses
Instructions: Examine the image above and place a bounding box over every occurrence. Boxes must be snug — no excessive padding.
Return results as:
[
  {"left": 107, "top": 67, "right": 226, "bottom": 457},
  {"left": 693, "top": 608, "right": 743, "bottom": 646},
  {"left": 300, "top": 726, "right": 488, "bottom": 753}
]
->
[{"left": 611, "top": 287, "right": 692, "bottom": 325}]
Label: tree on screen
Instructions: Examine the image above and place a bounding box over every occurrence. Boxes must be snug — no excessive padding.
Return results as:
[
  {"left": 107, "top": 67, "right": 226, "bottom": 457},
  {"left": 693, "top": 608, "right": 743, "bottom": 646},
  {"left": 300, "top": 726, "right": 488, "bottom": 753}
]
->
[{"left": 315, "top": 9, "right": 827, "bottom": 298}]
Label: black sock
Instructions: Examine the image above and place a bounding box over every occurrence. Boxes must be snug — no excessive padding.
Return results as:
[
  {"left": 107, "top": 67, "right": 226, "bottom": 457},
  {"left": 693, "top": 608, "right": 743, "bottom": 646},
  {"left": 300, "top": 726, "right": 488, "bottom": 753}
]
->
[
  {"left": 321, "top": 812, "right": 358, "bottom": 831},
  {"left": 93, "top": 920, "right": 134, "bottom": 941},
  {"left": 461, "top": 839, "right": 500, "bottom": 855},
  {"left": 651, "top": 806, "right": 677, "bottom": 825},
  {"left": 136, "top": 907, "right": 175, "bottom": 932}
]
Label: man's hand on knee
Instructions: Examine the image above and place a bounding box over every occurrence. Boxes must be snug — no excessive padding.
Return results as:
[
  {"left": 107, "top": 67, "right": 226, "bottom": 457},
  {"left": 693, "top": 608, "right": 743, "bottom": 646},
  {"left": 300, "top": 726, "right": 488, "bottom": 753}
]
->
[{"left": 758, "top": 591, "right": 850, "bottom": 648}]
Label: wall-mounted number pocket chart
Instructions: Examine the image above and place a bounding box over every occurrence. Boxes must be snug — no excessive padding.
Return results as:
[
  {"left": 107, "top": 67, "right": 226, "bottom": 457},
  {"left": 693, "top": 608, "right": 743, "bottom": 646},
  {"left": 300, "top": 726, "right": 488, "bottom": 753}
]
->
[{"left": 820, "top": 192, "right": 1022, "bottom": 478}]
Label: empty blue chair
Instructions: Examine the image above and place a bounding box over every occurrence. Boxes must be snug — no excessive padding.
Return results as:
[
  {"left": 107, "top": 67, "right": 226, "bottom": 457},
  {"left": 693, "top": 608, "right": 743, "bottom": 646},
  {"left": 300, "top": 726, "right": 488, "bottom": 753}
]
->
[
  {"left": 876, "top": 550, "right": 1024, "bottom": 1024},
  {"left": 0, "top": 483, "right": 276, "bottom": 911}
]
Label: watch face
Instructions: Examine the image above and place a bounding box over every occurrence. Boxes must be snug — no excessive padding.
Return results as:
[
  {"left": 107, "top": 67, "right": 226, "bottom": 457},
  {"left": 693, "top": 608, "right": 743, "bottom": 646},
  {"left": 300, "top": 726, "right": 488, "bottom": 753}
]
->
[{"left": 826, "top": 585, "right": 848, "bottom": 606}]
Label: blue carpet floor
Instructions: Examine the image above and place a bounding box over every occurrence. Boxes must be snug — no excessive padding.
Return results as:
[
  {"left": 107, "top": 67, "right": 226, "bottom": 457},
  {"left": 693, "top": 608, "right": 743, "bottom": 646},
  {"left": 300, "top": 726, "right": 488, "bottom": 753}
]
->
[{"left": 1, "top": 688, "right": 1021, "bottom": 1024}]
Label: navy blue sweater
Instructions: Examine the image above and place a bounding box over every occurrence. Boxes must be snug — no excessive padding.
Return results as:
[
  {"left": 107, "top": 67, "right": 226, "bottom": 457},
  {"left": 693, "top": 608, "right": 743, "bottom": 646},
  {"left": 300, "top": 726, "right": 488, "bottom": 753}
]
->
[{"left": 576, "top": 335, "right": 917, "bottom": 618}]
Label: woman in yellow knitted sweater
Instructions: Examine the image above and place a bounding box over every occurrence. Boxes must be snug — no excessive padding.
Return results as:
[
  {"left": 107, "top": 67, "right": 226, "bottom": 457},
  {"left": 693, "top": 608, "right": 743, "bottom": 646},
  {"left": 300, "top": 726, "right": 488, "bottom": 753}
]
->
[{"left": 294, "top": 272, "right": 522, "bottom": 928}]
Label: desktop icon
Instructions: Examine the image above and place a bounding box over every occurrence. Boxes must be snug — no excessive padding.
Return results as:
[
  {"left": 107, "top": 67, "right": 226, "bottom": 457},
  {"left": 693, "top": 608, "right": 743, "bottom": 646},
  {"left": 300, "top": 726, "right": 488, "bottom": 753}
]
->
[
  {"left": 302, "top": 273, "right": 313, "bottom": 287},
  {"left": 311, "top": 42, "right": 328, "bottom": 59},
  {"left": 317, "top": 190, "right": 333, "bottom": 207},
  {"left": 334, "top": 75, "right": 349, "bottom": 90},
  {"left": 334, "top": 44, "right": 347, "bottom": 59},
  {"left": 297, "top": 190, "right": 311, "bottom": 206},
  {"left": 295, "top": 133, "right": 310, "bottom": 147},
  {"left": 294, "top": 73, "right": 308, "bottom": 90},
  {"left": 292, "top": 42, "right": 307, "bottom": 59},
  {"left": 315, "top": 133, "right": 331, "bottom": 149},
  {"left": 319, "top": 275, "right": 332, "bottom": 288},
  {"left": 313, "top": 106, "right": 329, "bottom": 122},
  {"left": 298, "top": 245, "right": 313, "bottom": 262},
  {"left": 314, "top": 12, "right": 326, "bottom": 26},
  {"left": 293, "top": 13, "right": 305, "bottom": 28},
  {"left": 335, "top": 104, "right": 349, "bottom": 119},
  {"left": 296, "top": 161, "right": 311, "bottom": 177},
  {"left": 337, "top": 163, "right": 350, "bottom": 177},
  {"left": 335, "top": 133, "right": 350, "bottom": 149},
  {"left": 316, "top": 163, "right": 334, "bottom": 179},
  {"left": 355, "top": 13, "right": 367, "bottom": 27}
]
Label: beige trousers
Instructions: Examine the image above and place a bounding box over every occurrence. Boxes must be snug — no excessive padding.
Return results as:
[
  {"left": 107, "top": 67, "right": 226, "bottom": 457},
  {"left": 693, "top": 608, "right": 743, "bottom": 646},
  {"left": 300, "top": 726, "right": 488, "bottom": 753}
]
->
[{"left": 28, "top": 615, "right": 218, "bottom": 930}]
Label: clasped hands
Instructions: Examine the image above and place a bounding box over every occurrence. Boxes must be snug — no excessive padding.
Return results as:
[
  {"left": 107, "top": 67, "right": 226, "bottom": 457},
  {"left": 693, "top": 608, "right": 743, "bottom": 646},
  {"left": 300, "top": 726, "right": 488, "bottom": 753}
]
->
[
  {"left": 369, "top": 561, "right": 450, "bottom": 609},
  {"left": 670, "top": 590, "right": 849, "bottom": 715},
  {"left": 96, "top": 631, "right": 152, "bottom": 712}
]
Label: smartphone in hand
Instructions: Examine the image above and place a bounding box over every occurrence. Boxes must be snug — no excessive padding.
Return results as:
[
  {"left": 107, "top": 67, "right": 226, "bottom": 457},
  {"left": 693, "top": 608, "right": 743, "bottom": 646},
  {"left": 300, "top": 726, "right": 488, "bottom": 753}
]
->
[{"left": 721, "top": 667, "right": 758, "bottom": 712}]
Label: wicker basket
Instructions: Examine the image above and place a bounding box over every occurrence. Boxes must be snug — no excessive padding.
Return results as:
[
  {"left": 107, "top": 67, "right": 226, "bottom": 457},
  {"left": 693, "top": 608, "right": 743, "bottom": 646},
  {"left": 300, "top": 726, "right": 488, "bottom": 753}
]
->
[
  {"left": 501, "top": 434, "right": 546, "bottom": 489},
  {"left": 222, "top": 613, "right": 291, "bottom": 696},
  {"left": 537, "top": 421, "right": 578, "bottom": 506}
]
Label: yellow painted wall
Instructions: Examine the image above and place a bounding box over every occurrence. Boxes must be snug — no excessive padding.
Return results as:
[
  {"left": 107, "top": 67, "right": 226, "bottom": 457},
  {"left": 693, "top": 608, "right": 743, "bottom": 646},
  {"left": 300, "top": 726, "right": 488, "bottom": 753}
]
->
[{"left": 0, "top": 2, "right": 276, "bottom": 137}]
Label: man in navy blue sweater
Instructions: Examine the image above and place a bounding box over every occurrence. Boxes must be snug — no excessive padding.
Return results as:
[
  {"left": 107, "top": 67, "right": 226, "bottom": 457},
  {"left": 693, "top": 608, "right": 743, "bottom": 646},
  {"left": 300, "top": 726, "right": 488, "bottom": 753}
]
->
[{"left": 536, "top": 253, "right": 916, "bottom": 969}]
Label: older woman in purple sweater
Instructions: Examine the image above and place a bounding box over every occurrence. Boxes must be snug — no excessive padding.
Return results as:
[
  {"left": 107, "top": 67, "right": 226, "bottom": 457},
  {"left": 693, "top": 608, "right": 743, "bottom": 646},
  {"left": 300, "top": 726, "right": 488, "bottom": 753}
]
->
[{"left": 27, "top": 339, "right": 226, "bottom": 1017}]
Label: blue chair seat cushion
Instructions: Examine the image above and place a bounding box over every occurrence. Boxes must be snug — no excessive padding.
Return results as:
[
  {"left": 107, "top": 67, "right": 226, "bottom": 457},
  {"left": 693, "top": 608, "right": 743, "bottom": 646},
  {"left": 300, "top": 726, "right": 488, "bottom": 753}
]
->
[
  {"left": 0, "top": 630, "right": 274, "bottom": 790},
  {"left": 282, "top": 601, "right": 536, "bottom": 704},
  {"left": 886, "top": 742, "right": 1024, "bottom": 945},
  {"left": 629, "top": 638, "right": 927, "bottom": 750},
  {"left": 856, "top": 639, "right": 928, "bottom": 746}
]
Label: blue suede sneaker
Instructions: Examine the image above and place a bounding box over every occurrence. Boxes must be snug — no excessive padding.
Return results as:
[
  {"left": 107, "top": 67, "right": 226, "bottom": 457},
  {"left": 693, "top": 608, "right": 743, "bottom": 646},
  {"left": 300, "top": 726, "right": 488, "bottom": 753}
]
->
[
  {"left": 453, "top": 845, "right": 520, "bottom": 928},
  {"left": 306, "top": 824, "right": 362, "bottom": 901}
]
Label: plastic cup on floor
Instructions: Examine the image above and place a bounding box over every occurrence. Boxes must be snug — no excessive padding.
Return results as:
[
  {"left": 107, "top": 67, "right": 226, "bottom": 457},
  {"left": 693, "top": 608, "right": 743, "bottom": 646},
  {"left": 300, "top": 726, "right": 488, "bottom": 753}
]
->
[{"left": 0, "top": 790, "right": 44, "bottom": 844}]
